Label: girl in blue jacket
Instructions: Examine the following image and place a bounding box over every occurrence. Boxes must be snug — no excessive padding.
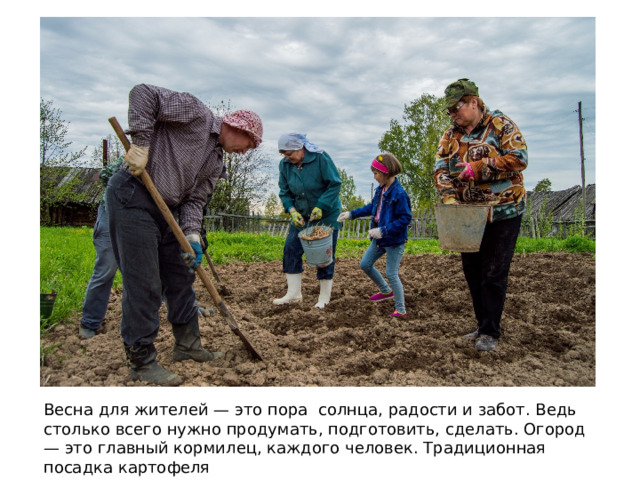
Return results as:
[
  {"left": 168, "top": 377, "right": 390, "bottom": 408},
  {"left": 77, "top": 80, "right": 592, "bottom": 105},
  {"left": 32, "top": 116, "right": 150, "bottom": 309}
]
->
[{"left": 338, "top": 154, "right": 412, "bottom": 317}]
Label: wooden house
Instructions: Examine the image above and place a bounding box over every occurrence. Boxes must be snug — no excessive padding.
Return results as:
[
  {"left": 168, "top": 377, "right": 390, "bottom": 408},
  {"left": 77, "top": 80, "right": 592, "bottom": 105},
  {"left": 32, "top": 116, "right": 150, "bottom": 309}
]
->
[
  {"left": 523, "top": 184, "right": 595, "bottom": 238},
  {"left": 40, "top": 166, "right": 105, "bottom": 226}
]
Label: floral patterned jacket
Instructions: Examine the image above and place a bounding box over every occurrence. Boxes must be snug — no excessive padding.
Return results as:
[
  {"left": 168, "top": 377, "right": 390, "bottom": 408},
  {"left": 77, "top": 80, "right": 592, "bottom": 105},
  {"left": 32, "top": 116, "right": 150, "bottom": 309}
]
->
[{"left": 433, "top": 108, "right": 528, "bottom": 222}]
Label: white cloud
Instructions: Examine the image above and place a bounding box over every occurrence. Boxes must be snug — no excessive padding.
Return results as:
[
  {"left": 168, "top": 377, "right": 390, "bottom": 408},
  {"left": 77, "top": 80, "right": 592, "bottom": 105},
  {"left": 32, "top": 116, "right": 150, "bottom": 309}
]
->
[{"left": 40, "top": 17, "right": 596, "bottom": 198}]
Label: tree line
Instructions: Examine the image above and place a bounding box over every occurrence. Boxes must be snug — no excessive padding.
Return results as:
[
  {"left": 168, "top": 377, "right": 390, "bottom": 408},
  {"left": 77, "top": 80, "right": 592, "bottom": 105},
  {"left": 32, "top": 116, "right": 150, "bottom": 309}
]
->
[{"left": 40, "top": 95, "right": 553, "bottom": 218}]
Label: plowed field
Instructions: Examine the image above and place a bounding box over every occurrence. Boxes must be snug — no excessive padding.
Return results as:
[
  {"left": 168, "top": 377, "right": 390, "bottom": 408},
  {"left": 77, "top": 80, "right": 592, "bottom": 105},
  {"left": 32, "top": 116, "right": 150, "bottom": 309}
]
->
[{"left": 40, "top": 253, "right": 595, "bottom": 387}]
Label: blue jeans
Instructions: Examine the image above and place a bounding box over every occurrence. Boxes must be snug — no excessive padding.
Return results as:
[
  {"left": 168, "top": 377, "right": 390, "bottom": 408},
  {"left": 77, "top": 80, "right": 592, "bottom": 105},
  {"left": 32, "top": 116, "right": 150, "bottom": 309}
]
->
[
  {"left": 360, "top": 240, "right": 406, "bottom": 312},
  {"left": 106, "top": 170, "right": 198, "bottom": 348},
  {"left": 282, "top": 227, "right": 339, "bottom": 280},
  {"left": 461, "top": 214, "right": 522, "bottom": 339},
  {"left": 80, "top": 202, "right": 119, "bottom": 331}
]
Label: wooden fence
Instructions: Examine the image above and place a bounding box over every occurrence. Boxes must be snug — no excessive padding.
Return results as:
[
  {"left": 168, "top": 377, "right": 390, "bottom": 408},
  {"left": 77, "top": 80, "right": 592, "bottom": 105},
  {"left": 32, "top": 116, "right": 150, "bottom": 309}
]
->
[
  {"left": 204, "top": 208, "right": 593, "bottom": 240},
  {"left": 203, "top": 209, "right": 438, "bottom": 240}
]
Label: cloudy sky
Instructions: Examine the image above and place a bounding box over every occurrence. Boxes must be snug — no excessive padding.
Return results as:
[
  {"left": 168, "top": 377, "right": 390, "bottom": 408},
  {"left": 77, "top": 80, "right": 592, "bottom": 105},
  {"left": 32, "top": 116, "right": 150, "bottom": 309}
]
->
[{"left": 39, "top": 16, "right": 595, "bottom": 203}]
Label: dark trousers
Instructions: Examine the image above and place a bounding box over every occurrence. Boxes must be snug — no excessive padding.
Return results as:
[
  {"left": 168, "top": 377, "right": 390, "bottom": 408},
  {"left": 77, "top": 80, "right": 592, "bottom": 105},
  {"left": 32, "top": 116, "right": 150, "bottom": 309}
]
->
[
  {"left": 106, "top": 169, "right": 197, "bottom": 348},
  {"left": 283, "top": 226, "right": 339, "bottom": 280},
  {"left": 461, "top": 214, "right": 522, "bottom": 339}
]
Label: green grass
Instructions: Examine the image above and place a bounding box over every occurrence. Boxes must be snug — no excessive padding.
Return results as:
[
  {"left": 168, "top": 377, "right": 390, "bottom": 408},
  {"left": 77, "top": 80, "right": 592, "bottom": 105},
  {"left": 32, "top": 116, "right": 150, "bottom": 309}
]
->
[
  {"left": 40, "top": 227, "right": 594, "bottom": 332},
  {"left": 40, "top": 227, "right": 122, "bottom": 333},
  {"left": 514, "top": 235, "right": 595, "bottom": 254},
  {"left": 207, "top": 231, "right": 285, "bottom": 263}
]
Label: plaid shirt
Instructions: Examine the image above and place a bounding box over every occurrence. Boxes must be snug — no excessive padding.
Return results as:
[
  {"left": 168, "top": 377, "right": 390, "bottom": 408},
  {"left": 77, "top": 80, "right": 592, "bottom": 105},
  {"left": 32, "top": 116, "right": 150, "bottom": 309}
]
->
[{"left": 125, "top": 84, "right": 225, "bottom": 235}]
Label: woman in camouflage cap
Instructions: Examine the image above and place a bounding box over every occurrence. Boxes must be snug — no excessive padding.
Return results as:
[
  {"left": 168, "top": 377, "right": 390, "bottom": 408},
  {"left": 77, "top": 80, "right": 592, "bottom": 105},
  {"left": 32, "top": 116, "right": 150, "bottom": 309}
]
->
[{"left": 433, "top": 78, "right": 528, "bottom": 352}]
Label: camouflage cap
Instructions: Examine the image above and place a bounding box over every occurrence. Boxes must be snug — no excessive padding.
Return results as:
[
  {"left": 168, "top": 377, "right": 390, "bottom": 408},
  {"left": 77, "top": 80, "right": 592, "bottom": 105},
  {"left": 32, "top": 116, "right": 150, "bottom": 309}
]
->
[{"left": 444, "top": 78, "right": 479, "bottom": 108}]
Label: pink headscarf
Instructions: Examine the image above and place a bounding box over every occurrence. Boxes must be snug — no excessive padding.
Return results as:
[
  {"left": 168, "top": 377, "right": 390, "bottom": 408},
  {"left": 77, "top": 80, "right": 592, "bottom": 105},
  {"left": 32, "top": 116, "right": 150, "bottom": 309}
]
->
[{"left": 222, "top": 110, "right": 263, "bottom": 147}]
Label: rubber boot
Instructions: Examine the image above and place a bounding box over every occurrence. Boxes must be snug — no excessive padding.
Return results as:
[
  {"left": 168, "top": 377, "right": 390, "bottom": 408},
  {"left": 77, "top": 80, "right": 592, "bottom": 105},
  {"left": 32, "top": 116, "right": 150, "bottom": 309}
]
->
[
  {"left": 125, "top": 343, "right": 182, "bottom": 386},
  {"left": 273, "top": 273, "right": 303, "bottom": 305},
  {"left": 79, "top": 325, "right": 97, "bottom": 339},
  {"left": 315, "top": 279, "right": 333, "bottom": 309},
  {"left": 172, "top": 313, "right": 224, "bottom": 362}
]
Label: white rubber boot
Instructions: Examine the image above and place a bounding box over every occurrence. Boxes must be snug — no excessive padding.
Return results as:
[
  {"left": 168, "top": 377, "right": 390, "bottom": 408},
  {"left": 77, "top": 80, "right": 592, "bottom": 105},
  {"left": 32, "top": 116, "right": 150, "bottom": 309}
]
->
[
  {"left": 273, "top": 273, "right": 303, "bottom": 305},
  {"left": 315, "top": 279, "right": 333, "bottom": 309}
]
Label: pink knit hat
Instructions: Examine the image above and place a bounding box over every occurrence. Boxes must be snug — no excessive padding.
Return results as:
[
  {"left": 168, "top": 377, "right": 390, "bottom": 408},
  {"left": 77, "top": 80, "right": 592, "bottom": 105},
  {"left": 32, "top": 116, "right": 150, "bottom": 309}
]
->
[{"left": 222, "top": 110, "right": 263, "bottom": 147}]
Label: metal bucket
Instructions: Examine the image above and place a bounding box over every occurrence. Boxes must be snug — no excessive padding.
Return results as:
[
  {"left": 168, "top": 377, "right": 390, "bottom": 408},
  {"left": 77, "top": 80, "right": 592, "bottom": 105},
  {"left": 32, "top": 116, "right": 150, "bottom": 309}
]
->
[
  {"left": 298, "top": 226, "right": 334, "bottom": 268},
  {"left": 434, "top": 203, "right": 491, "bottom": 252}
]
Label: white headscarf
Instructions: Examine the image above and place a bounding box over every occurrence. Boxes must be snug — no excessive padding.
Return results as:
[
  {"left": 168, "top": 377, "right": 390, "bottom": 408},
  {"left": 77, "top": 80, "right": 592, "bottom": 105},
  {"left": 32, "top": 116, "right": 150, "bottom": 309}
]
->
[{"left": 277, "top": 132, "right": 324, "bottom": 153}]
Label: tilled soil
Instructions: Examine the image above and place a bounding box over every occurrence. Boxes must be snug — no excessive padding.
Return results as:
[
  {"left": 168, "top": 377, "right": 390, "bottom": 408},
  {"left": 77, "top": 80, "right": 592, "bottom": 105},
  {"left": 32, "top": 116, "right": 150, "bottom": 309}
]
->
[{"left": 40, "top": 252, "right": 595, "bottom": 387}]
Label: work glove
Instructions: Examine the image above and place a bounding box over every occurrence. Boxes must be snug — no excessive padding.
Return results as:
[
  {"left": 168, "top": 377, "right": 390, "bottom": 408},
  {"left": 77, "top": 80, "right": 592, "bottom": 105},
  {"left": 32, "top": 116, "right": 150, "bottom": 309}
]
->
[
  {"left": 181, "top": 234, "right": 203, "bottom": 273},
  {"left": 124, "top": 144, "right": 149, "bottom": 176},
  {"left": 337, "top": 211, "right": 351, "bottom": 222},
  {"left": 309, "top": 207, "right": 323, "bottom": 222},
  {"left": 368, "top": 228, "right": 383, "bottom": 239},
  {"left": 455, "top": 162, "right": 474, "bottom": 182},
  {"left": 289, "top": 208, "right": 305, "bottom": 228}
]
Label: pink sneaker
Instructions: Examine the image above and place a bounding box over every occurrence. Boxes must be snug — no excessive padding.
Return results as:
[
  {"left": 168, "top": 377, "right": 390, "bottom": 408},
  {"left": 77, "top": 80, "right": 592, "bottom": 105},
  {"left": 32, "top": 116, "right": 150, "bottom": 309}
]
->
[
  {"left": 389, "top": 310, "right": 407, "bottom": 318},
  {"left": 369, "top": 291, "right": 394, "bottom": 302}
]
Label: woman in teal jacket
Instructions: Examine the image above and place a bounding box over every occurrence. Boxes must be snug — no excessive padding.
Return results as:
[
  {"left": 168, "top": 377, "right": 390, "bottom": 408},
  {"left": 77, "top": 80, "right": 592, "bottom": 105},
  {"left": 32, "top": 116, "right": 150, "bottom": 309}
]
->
[{"left": 274, "top": 132, "right": 342, "bottom": 308}]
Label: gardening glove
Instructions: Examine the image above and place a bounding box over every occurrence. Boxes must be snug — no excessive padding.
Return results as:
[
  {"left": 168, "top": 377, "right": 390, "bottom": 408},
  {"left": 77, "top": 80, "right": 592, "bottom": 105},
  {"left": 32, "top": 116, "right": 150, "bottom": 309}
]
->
[
  {"left": 337, "top": 211, "right": 351, "bottom": 222},
  {"left": 443, "top": 196, "right": 459, "bottom": 205},
  {"left": 124, "top": 144, "right": 149, "bottom": 176},
  {"left": 181, "top": 234, "right": 203, "bottom": 273},
  {"left": 289, "top": 208, "right": 305, "bottom": 228},
  {"left": 455, "top": 162, "right": 474, "bottom": 182},
  {"left": 309, "top": 207, "right": 323, "bottom": 222},
  {"left": 368, "top": 227, "right": 383, "bottom": 239}
]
